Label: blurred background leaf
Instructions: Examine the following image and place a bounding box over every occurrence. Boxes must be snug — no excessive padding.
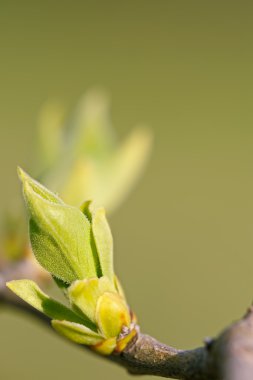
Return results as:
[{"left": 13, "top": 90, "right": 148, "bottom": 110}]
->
[{"left": 39, "top": 89, "right": 152, "bottom": 212}]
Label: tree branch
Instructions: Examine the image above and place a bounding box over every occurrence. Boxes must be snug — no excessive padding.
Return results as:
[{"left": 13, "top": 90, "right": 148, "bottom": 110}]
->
[
  {"left": 1, "top": 264, "right": 253, "bottom": 379},
  {"left": 111, "top": 333, "right": 207, "bottom": 379}
]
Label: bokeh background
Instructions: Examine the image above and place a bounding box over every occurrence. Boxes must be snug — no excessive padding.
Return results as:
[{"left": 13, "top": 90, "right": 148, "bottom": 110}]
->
[{"left": 1, "top": 1, "right": 253, "bottom": 379}]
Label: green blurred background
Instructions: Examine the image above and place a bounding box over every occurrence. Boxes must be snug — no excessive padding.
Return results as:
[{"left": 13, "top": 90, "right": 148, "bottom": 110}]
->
[{"left": 1, "top": 1, "right": 253, "bottom": 379}]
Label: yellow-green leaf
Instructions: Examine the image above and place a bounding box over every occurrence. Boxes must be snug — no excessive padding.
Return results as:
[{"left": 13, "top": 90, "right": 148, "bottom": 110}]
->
[
  {"left": 92, "top": 208, "right": 114, "bottom": 281},
  {"left": 68, "top": 276, "right": 114, "bottom": 323},
  {"left": 96, "top": 292, "right": 131, "bottom": 338},
  {"left": 52, "top": 320, "right": 103, "bottom": 345}
]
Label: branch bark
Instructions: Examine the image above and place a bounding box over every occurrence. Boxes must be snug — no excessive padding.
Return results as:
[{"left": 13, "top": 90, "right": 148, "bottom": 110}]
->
[
  {"left": 1, "top": 264, "right": 253, "bottom": 380},
  {"left": 112, "top": 306, "right": 253, "bottom": 380}
]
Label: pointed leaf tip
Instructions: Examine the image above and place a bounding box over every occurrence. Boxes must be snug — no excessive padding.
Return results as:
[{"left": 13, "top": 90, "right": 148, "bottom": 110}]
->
[
  {"left": 18, "top": 167, "right": 63, "bottom": 205},
  {"left": 17, "top": 166, "right": 25, "bottom": 181}
]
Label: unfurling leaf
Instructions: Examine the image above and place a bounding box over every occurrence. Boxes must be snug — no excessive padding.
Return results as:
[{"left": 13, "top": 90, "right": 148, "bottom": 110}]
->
[
  {"left": 96, "top": 292, "right": 131, "bottom": 338},
  {"left": 68, "top": 277, "right": 114, "bottom": 323},
  {"left": 18, "top": 168, "right": 97, "bottom": 283}
]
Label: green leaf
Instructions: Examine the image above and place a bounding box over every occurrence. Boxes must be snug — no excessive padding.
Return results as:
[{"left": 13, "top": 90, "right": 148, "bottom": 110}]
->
[
  {"left": 18, "top": 167, "right": 63, "bottom": 205},
  {"left": 92, "top": 208, "right": 114, "bottom": 281},
  {"left": 52, "top": 320, "right": 103, "bottom": 345},
  {"left": 96, "top": 292, "right": 131, "bottom": 338},
  {"left": 18, "top": 169, "right": 97, "bottom": 283},
  {"left": 6, "top": 280, "right": 85, "bottom": 324},
  {"left": 68, "top": 276, "right": 114, "bottom": 323}
]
